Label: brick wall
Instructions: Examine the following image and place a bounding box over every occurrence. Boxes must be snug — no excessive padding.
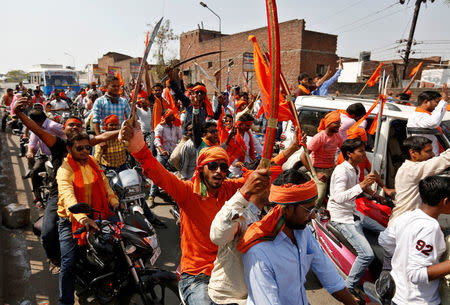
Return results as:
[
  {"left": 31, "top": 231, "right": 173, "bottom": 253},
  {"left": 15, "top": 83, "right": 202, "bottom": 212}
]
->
[{"left": 179, "top": 19, "right": 337, "bottom": 95}]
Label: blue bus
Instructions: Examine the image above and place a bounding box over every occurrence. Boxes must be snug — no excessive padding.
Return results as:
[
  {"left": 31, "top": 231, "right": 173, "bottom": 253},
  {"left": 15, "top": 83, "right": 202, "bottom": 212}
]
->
[{"left": 28, "top": 64, "right": 80, "bottom": 97}]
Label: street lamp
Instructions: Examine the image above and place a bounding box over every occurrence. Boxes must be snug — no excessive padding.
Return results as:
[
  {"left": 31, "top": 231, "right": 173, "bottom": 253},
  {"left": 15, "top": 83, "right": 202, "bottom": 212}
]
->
[
  {"left": 64, "top": 52, "right": 76, "bottom": 70},
  {"left": 199, "top": 2, "right": 221, "bottom": 90}
]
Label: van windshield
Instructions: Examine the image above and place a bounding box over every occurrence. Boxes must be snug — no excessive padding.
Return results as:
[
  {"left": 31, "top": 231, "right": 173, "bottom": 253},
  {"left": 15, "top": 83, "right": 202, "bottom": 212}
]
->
[{"left": 441, "top": 120, "right": 450, "bottom": 140}]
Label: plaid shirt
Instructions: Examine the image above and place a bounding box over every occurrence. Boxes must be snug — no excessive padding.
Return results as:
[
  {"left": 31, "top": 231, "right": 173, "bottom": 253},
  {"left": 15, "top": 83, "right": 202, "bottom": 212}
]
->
[
  {"left": 94, "top": 138, "right": 127, "bottom": 168},
  {"left": 92, "top": 95, "right": 131, "bottom": 129}
]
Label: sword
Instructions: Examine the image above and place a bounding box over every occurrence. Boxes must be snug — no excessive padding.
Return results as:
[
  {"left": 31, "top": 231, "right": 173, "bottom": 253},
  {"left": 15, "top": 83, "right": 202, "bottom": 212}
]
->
[
  {"left": 194, "top": 61, "right": 220, "bottom": 92},
  {"left": 129, "top": 17, "right": 163, "bottom": 122}
]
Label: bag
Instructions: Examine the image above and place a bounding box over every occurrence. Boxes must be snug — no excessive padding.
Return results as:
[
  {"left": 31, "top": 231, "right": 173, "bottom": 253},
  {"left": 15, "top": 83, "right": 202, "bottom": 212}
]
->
[
  {"left": 168, "top": 136, "right": 188, "bottom": 171},
  {"left": 32, "top": 215, "right": 43, "bottom": 237}
]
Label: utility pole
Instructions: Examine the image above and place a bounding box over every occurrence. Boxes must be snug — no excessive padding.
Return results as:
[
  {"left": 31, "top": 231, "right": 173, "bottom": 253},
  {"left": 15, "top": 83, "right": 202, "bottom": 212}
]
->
[{"left": 401, "top": 0, "right": 432, "bottom": 79}]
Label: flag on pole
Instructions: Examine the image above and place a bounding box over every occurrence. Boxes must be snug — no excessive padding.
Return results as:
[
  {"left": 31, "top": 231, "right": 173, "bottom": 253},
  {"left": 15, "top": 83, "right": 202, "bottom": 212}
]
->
[
  {"left": 115, "top": 70, "right": 124, "bottom": 87},
  {"left": 249, "top": 35, "right": 293, "bottom": 123},
  {"left": 366, "top": 63, "right": 383, "bottom": 87},
  {"left": 409, "top": 61, "right": 423, "bottom": 78},
  {"left": 145, "top": 31, "right": 149, "bottom": 47}
]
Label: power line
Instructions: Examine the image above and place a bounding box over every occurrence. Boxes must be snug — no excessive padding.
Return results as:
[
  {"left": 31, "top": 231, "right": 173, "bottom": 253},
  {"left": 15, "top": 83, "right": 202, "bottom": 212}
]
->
[{"left": 334, "top": 1, "right": 400, "bottom": 33}]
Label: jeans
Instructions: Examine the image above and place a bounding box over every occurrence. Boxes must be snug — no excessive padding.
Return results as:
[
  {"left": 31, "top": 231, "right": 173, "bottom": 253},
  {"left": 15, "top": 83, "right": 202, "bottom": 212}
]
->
[
  {"left": 150, "top": 154, "right": 169, "bottom": 197},
  {"left": 179, "top": 273, "right": 218, "bottom": 305},
  {"left": 58, "top": 217, "right": 78, "bottom": 305},
  {"left": 41, "top": 195, "right": 60, "bottom": 262},
  {"left": 1, "top": 109, "right": 8, "bottom": 131},
  {"left": 331, "top": 216, "right": 384, "bottom": 290}
]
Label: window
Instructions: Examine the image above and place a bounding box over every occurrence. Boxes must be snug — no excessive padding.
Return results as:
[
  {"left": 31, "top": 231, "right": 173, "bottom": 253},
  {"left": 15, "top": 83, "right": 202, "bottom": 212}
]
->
[
  {"left": 316, "top": 64, "right": 327, "bottom": 76},
  {"left": 208, "top": 62, "right": 213, "bottom": 69}
]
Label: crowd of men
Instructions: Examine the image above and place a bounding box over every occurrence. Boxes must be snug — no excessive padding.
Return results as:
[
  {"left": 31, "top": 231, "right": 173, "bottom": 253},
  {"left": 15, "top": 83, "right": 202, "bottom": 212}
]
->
[{"left": 1, "top": 62, "right": 450, "bottom": 305}]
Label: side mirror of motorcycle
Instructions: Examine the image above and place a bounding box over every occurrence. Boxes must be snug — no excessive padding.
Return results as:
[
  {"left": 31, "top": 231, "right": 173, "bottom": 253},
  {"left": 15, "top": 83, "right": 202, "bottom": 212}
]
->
[{"left": 69, "top": 202, "right": 94, "bottom": 214}]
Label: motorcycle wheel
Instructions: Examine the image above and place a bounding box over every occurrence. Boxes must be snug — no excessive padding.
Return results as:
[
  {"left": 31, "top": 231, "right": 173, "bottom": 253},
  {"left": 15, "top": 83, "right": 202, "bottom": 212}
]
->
[{"left": 128, "top": 279, "right": 181, "bottom": 305}]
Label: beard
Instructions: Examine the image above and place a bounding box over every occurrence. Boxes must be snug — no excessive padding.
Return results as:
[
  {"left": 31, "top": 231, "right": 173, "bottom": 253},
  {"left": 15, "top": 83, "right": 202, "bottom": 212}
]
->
[{"left": 285, "top": 219, "right": 307, "bottom": 231}]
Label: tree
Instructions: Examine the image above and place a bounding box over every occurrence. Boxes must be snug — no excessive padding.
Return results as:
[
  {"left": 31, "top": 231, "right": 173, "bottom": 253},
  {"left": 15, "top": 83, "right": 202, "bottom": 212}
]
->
[
  {"left": 148, "top": 19, "right": 178, "bottom": 79},
  {"left": 5, "top": 70, "right": 29, "bottom": 82}
]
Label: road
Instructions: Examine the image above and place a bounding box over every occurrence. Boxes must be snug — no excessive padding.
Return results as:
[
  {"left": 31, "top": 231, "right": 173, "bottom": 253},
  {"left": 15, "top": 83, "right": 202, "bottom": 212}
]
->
[{"left": 0, "top": 131, "right": 340, "bottom": 305}]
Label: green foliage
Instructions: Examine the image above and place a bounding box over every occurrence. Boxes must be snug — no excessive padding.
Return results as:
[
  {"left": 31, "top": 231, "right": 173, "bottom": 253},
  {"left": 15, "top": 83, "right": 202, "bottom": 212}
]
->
[
  {"left": 5, "top": 70, "right": 29, "bottom": 82},
  {"left": 149, "top": 19, "right": 178, "bottom": 79}
]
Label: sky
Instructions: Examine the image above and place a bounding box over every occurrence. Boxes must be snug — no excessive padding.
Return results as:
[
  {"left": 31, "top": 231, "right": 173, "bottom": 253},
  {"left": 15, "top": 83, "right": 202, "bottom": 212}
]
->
[{"left": 2, "top": 0, "right": 450, "bottom": 74}]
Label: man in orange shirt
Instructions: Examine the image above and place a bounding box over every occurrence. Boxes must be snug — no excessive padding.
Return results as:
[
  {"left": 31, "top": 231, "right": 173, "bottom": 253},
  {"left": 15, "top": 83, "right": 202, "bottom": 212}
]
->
[{"left": 120, "top": 120, "right": 245, "bottom": 305}]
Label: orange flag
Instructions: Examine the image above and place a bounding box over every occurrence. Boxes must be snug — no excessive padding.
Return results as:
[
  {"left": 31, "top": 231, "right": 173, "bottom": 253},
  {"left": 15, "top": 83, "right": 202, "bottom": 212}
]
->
[
  {"left": 368, "top": 96, "right": 386, "bottom": 135},
  {"left": 409, "top": 61, "right": 423, "bottom": 78},
  {"left": 348, "top": 96, "right": 381, "bottom": 135},
  {"left": 249, "top": 35, "right": 293, "bottom": 123},
  {"left": 145, "top": 31, "right": 149, "bottom": 47},
  {"left": 367, "top": 63, "right": 383, "bottom": 87},
  {"left": 115, "top": 70, "right": 124, "bottom": 87}
]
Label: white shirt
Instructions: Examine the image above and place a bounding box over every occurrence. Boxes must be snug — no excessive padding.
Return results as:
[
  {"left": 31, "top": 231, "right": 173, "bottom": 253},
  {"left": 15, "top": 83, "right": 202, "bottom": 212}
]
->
[
  {"left": 153, "top": 123, "right": 181, "bottom": 155},
  {"left": 136, "top": 107, "right": 152, "bottom": 133},
  {"left": 327, "top": 160, "right": 363, "bottom": 224},
  {"left": 229, "top": 131, "right": 263, "bottom": 177},
  {"left": 407, "top": 100, "right": 448, "bottom": 156},
  {"left": 50, "top": 99, "right": 69, "bottom": 111},
  {"left": 391, "top": 149, "right": 450, "bottom": 223},
  {"left": 379, "top": 209, "right": 446, "bottom": 305}
]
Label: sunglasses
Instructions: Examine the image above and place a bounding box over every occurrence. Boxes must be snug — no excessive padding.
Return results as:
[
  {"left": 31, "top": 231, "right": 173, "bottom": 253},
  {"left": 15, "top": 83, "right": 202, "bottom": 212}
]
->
[
  {"left": 206, "top": 161, "right": 229, "bottom": 172},
  {"left": 298, "top": 205, "right": 317, "bottom": 217},
  {"left": 74, "top": 145, "right": 92, "bottom": 152}
]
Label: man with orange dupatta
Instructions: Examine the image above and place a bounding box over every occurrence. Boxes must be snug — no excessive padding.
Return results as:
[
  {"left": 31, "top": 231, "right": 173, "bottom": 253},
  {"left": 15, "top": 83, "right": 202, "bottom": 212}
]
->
[
  {"left": 56, "top": 132, "right": 119, "bottom": 305},
  {"left": 119, "top": 121, "right": 246, "bottom": 305},
  {"left": 300, "top": 111, "right": 343, "bottom": 208},
  {"left": 407, "top": 84, "right": 448, "bottom": 156},
  {"left": 239, "top": 169, "right": 357, "bottom": 305}
]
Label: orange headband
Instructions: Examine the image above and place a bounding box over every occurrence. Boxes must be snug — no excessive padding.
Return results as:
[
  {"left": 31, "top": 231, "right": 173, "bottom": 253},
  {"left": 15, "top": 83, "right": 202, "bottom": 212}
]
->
[
  {"left": 103, "top": 114, "right": 119, "bottom": 126},
  {"left": 268, "top": 180, "right": 318, "bottom": 205},
  {"left": 236, "top": 100, "right": 248, "bottom": 110},
  {"left": 317, "top": 111, "right": 341, "bottom": 132},
  {"left": 63, "top": 118, "right": 82, "bottom": 128},
  {"left": 193, "top": 85, "right": 207, "bottom": 93},
  {"left": 160, "top": 109, "right": 174, "bottom": 125},
  {"left": 347, "top": 127, "right": 368, "bottom": 142}
]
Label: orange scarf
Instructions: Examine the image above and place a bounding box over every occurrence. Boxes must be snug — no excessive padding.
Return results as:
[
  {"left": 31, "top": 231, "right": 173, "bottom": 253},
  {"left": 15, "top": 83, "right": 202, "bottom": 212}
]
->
[
  {"left": 33, "top": 96, "right": 43, "bottom": 104},
  {"left": 202, "top": 137, "right": 217, "bottom": 147},
  {"left": 67, "top": 154, "right": 114, "bottom": 245},
  {"left": 415, "top": 107, "right": 444, "bottom": 134},
  {"left": 4, "top": 95, "right": 10, "bottom": 106},
  {"left": 233, "top": 122, "right": 255, "bottom": 162},
  {"left": 217, "top": 106, "right": 231, "bottom": 144},
  {"left": 298, "top": 84, "right": 310, "bottom": 95},
  {"left": 192, "top": 85, "right": 215, "bottom": 117}
]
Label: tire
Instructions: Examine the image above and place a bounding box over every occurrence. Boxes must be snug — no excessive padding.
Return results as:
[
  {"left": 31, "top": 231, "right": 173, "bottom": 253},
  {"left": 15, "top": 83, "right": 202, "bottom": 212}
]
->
[{"left": 128, "top": 279, "right": 181, "bottom": 305}]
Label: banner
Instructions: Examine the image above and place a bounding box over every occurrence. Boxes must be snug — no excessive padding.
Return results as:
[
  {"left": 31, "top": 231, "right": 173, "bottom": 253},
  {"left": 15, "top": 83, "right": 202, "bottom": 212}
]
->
[
  {"left": 108, "top": 66, "right": 120, "bottom": 76},
  {"left": 242, "top": 52, "right": 254, "bottom": 72},
  {"left": 93, "top": 67, "right": 105, "bottom": 76}
]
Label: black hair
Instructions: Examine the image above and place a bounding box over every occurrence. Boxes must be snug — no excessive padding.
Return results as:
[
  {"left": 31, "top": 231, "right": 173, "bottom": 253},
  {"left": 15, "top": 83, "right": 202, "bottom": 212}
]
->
[
  {"left": 238, "top": 113, "right": 255, "bottom": 122},
  {"left": 105, "top": 75, "right": 119, "bottom": 85},
  {"left": 417, "top": 91, "right": 442, "bottom": 106},
  {"left": 202, "top": 121, "right": 217, "bottom": 134},
  {"left": 29, "top": 108, "right": 47, "bottom": 123},
  {"left": 397, "top": 93, "right": 411, "bottom": 101},
  {"left": 298, "top": 73, "right": 310, "bottom": 82},
  {"left": 193, "top": 82, "right": 205, "bottom": 87},
  {"left": 419, "top": 175, "right": 450, "bottom": 207},
  {"left": 403, "top": 136, "right": 432, "bottom": 160},
  {"left": 6, "top": 88, "right": 13, "bottom": 93},
  {"left": 153, "top": 83, "right": 163, "bottom": 90},
  {"left": 240, "top": 92, "right": 249, "bottom": 100},
  {"left": 341, "top": 139, "right": 364, "bottom": 160},
  {"left": 346, "top": 103, "right": 366, "bottom": 119},
  {"left": 225, "top": 113, "right": 233, "bottom": 119},
  {"left": 272, "top": 169, "right": 311, "bottom": 186},
  {"left": 185, "top": 122, "right": 193, "bottom": 130},
  {"left": 186, "top": 83, "right": 194, "bottom": 89},
  {"left": 66, "top": 132, "right": 90, "bottom": 148}
]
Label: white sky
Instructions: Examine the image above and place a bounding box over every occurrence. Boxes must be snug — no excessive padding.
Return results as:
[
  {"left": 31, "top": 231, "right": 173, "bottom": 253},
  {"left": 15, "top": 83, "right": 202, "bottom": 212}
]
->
[{"left": 2, "top": 0, "right": 449, "bottom": 74}]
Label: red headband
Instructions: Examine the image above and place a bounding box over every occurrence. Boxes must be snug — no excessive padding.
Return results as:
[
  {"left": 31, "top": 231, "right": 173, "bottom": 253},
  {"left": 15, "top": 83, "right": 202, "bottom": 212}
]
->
[
  {"left": 63, "top": 118, "right": 82, "bottom": 128},
  {"left": 193, "top": 85, "right": 207, "bottom": 93}
]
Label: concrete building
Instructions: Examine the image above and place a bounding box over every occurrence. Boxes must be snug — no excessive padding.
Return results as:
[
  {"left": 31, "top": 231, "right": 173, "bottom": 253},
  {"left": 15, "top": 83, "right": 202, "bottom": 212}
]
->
[
  {"left": 93, "top": 52, "right": 143, "bottom": 85},
  {"left": 179, "top": 19, "right": 338, "bottom": 94}
]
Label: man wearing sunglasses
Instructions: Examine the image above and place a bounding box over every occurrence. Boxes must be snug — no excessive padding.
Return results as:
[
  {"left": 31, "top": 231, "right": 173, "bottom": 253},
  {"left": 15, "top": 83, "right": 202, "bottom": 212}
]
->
[
  {"left": 120, "top": 120, "right": 249, "bottom": 305},
  {"left": 240, "top": 169, "right": 357, "bottom": 305},
  {"left": 56, "top": 132, "right": 119, "bottom": 305}
]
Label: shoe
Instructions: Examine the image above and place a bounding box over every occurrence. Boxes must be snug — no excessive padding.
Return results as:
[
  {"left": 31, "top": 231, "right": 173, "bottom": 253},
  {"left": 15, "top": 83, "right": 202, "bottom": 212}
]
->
[
  {"left": 48, "top": 259, "right": 61, "bottom": 275},
  {"left": 148, "top": 196, "right": 155, "bottom": 208},
  {"left": 348, "top": 287, "right": 366, "bottom": 305},
  {"left": 22, "top": 170, "right": 32, "bottom": 179},
  {"left": 150, "top": 217, "right": 167, "bottom": 229}
]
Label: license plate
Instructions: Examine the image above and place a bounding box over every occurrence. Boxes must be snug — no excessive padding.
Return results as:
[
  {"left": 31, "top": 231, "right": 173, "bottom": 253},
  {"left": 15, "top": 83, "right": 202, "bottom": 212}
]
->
[
  {"left": 123, "top": 193, "right": 146, "bottom": 201},
  {"left": 150, "top": 246, "right": 161, "bottom": 265}
]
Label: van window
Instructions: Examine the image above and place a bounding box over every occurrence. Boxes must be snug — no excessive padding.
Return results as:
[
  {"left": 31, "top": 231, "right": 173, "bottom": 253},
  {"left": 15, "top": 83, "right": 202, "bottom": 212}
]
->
[
  {"left": 441, "top": 120, "right": 450, "bottom": 141},
  {"left": 385, "top": 119, "right": 408, "bottom": 189}
]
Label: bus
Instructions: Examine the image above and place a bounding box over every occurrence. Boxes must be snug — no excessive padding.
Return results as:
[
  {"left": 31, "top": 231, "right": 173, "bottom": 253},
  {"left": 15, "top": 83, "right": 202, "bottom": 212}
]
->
[{"left": 28, "top": 64, "right": 80, "bottom": 97}]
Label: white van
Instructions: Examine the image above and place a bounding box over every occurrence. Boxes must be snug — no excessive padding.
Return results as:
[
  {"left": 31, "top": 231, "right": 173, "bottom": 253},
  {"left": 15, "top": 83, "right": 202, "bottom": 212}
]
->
[{"left": 281, "top": 95, "right": 450, "bottom": 191}]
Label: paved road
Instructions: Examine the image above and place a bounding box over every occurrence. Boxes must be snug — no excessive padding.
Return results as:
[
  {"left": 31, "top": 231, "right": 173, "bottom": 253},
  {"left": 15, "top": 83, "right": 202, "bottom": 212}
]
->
[{"left": 0, "top": 131, "right": 341, "bottom": 305}]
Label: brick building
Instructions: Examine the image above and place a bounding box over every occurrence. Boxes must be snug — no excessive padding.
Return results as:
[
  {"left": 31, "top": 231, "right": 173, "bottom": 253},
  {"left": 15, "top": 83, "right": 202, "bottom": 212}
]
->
[
  {"left": 179, "top": 19, "right": 338, "bottom": 94},
  {"left": 94, "top": 52, "right": 143, "bottom": 85}
]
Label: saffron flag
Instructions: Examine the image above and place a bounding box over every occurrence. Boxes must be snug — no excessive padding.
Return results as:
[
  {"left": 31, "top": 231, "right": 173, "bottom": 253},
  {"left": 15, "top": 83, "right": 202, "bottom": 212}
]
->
[
  {"left": 145, "top": 31, "right": 149, "bottom": 47},
  {"left": 367, "top": 63, "right": 383, "bottom": 87},
  {"left": 348, "top": 96, "right": 381, "bottom": 135},
  {"left": 409, "top": 61, "right": 423, "bottom": 78},
  {"left": 249, "top": 35, "right": 293, "bottom": 123},
  {"left": 115, "top": 70, "right": 124, "bottom": 87},
  {"left": 367, "top": 96, "right": 386, "bottom": 135}
]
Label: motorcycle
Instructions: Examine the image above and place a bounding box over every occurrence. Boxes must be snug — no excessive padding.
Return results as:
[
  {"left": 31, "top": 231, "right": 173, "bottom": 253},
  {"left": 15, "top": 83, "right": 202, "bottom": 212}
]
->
[
  {"left": 68, "top": 202, "right": 180, "bottom": 304},
  {"left": 310, "top": 195, "right": 394, "bottom": 303},
  {"left": 35, "top": 157, "right": 54, "bottom": 207}
]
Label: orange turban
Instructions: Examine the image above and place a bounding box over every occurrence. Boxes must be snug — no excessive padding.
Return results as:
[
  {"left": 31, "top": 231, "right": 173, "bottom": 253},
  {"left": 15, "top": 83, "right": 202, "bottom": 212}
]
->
[
  {"left": 347, "top": 127, "right": 368, "bottom": 142},
  {"left": 192, "top": 85, "right": 214, "bottom": 117},
  {"left": 80, "top": 90, "right": 86, "bottom": 96},
  {"left": 317, "top": 111, "right": 341, "bottom": 132},
  {"left": 160, "top": 109, "right": 174, "bottom": 125},
  {"left": 236, "top": 100, "right": 248, "bottom": 112},
  {"left": 192, "top": 146, "right": 230, "bottom": 197},
  {"left": 269, "top": 180, "right": 318, "bottom": 205},
  {"left": 103, "top": 114, "right": 119, "bottom": 126}
]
